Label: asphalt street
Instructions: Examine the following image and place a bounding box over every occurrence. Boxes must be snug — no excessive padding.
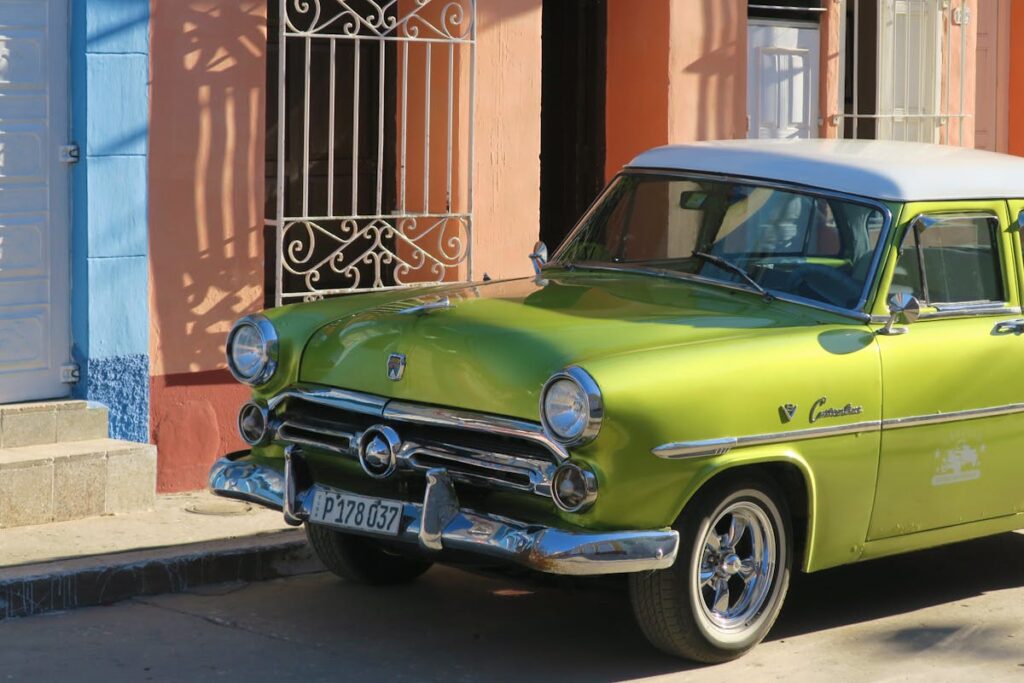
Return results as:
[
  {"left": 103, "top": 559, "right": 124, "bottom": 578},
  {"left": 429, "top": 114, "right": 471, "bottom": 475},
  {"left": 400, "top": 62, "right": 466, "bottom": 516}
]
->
[{"left": 3, "top": 531, "right": 1024, "bottom": 683}]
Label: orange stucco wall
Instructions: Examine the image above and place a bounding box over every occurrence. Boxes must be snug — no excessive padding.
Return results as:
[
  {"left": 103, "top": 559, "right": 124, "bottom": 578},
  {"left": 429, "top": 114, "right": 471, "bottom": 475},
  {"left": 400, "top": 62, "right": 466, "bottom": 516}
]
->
[
  {"left": 605, "top": 0, "right": 744, "bottom": 180},
  {"left": 667, "top": 0, "right": 746, "bottom": 143},
  {"left": 819, "top": 2, "right": 844, "bottom": 138},
  {"left": 470, "top": 0, "right": 542, "bottom": 280},
  {"left": 604, "top": 0, "right": 670, "bottom": 179},
  {"left": 944, "top": 0, "right": 979, "bottom": 147},
  {"left": 1010, "top": 0, "right": 1024, "bottom": 156},
  {"left": 148, "top": 0, "right": 540, "bottom": 491},
  {"left": 148, "top": 0, "right": 267, "bottom": 490}
]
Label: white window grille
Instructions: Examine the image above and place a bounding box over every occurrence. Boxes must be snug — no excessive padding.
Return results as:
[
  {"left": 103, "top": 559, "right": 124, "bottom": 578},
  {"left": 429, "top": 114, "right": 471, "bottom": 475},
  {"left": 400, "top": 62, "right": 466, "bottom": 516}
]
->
[
  {"left": 269, "top": 0, "right": 476, "bottom": 305},
  {"left": 834, "top": 0, "right": 971, "bottom": 144}
]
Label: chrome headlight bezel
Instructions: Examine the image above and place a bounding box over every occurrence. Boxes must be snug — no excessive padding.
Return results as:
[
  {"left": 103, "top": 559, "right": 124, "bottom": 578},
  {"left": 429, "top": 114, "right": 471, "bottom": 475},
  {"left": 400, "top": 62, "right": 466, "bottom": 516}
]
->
[
  {"left": 226, "top": 314, "right": 279, "bottom": 386},
  {"left": 539, "top": 366, "right": 603, "bottom": 447}
]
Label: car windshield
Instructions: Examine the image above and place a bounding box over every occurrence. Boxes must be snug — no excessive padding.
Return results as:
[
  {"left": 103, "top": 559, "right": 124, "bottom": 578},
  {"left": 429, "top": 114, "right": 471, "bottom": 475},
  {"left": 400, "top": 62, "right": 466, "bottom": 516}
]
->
[{"left": 553, "top": 173, "right": 888, "bottom": 310}]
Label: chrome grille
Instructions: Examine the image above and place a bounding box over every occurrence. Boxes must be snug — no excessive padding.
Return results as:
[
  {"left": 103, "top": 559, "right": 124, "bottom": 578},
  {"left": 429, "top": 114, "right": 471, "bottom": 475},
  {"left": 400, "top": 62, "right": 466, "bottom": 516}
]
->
[{"left": 267, "top": 387, "right": 561, "bottom": 498}]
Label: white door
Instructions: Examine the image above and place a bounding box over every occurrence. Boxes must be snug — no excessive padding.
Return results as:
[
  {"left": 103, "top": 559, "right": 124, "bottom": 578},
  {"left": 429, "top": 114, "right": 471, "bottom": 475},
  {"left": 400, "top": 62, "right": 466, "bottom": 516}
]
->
[
  {"left": 747, "top": 21, "right": 820, "bottom": 139},
  {"left": 0, "top": 0, "right": 71, "bottom": 403}
]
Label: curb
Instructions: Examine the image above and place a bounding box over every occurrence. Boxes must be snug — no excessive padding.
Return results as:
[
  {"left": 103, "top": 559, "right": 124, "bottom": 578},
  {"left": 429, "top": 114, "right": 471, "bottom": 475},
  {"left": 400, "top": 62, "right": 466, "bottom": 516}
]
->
[{"left": 0, "top": 530, "right": 323, "bottom": 620}]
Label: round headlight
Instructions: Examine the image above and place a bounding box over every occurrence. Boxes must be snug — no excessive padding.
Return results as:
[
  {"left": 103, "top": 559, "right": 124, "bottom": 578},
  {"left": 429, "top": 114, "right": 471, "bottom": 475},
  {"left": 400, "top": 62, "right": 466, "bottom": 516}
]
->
[
  {"left": 226, "top": 315, "right": 278, "bottom": 385},
  {"left": 551, "top": 462, "right": 598, "bottom": 512},
  {"left": 540, "top": 366, "right": 602, "bottom": 446}
]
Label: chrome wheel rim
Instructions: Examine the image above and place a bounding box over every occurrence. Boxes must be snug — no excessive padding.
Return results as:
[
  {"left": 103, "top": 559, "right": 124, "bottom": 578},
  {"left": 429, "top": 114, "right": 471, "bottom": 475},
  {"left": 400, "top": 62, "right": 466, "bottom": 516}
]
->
[{"left": 695, "top": 500, "right": 777, "bottom": 633}]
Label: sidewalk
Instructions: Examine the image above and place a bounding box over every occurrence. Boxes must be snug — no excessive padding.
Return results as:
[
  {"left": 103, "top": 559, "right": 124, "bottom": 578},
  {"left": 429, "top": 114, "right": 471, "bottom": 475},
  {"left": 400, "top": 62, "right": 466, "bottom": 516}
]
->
[{"left": 0, "top": 492, "right": 323, "bottom": 620}]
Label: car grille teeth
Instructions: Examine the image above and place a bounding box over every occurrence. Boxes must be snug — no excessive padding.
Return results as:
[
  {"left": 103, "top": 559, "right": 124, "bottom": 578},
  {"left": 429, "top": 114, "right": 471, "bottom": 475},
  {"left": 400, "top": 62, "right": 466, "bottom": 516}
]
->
[{"left": 271, "top": 397, "right": 555, "bottom": 497}]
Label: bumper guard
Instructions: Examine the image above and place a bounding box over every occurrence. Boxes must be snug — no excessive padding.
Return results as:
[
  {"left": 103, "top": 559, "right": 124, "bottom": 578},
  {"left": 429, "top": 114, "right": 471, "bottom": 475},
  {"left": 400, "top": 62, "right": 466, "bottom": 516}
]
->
[{"left": 208, "top": 451, "right": 679, "bottom": 576}]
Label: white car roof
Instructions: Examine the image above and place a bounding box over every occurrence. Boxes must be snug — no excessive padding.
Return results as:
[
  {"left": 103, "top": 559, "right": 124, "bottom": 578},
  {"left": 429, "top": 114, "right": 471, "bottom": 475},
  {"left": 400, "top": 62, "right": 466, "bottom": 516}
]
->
[{"left": 627, "top": 139, "right": 1024, "bottom": 202}]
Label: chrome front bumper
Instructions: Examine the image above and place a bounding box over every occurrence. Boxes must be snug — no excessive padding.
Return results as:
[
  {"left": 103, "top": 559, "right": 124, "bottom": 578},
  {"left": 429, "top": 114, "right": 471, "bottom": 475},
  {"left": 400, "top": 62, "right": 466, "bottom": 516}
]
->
[{"left": 208, "top": 452, "right": 679, "bottom": 576}]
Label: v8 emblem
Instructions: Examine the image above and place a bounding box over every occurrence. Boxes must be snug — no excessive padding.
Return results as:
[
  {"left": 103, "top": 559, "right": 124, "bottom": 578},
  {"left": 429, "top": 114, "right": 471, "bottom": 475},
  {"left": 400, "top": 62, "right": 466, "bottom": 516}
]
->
[{"left": 779, "top": 403, "right": 798, "bottom": 423}]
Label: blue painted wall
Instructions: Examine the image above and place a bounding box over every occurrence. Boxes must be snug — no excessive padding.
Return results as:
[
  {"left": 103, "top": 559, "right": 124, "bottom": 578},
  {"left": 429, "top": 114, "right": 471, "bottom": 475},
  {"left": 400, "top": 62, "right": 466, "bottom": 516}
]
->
[{"left": 70, "top": 0, "right": 151, "bottom": 443}]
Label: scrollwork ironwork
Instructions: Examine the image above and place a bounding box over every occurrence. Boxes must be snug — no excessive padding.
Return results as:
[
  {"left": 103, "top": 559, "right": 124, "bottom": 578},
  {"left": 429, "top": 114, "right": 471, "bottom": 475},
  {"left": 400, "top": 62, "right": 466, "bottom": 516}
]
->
[
  {"left": 281, "top": 215, "right": 470, "bottom": 301},
  {"left": 285, "top": 0, "right": 474, "bottom": 42}
]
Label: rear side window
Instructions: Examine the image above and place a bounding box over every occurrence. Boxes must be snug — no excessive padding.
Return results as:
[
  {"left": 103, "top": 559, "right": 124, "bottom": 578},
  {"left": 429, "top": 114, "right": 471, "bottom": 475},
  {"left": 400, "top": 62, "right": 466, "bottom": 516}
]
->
[{"left": 892, "top": 214, "right": 1003, "bottom": 305}]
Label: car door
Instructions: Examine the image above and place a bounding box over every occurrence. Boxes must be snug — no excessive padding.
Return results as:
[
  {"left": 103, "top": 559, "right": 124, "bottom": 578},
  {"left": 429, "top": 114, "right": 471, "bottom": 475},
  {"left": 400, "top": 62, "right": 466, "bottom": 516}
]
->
[{"left": 868, "top": 201, "right": 1024, "bottom": 540}]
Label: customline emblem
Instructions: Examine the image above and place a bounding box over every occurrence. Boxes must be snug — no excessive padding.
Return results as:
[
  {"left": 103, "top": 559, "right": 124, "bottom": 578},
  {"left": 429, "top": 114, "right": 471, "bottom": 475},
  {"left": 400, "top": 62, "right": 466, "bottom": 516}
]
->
[
  {"left": 809, "top": 396, "right": 863, "bottom": 423},
  {"left": 387, "top": 353, "right": 407, "bottom": 381}
]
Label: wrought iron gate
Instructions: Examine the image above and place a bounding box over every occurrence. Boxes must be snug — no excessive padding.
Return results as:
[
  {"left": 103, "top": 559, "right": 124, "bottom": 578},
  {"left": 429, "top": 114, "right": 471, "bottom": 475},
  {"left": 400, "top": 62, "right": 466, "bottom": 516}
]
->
[
  {"left": 834, "top": 0, "right": 971, "bottom": 145},
  {"left": 270, "top": 0, "right": 476, "bottom": 305}
]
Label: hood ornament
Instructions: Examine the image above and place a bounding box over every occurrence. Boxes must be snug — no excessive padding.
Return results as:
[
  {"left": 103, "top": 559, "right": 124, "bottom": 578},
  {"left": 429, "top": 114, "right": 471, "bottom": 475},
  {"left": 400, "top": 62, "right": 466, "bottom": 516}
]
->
[
  {"left": 397, "top": 296, "right": 452, "bottom": 316},
  {"left": 387, "top": 353, "right": 407, "bottom": 381}
]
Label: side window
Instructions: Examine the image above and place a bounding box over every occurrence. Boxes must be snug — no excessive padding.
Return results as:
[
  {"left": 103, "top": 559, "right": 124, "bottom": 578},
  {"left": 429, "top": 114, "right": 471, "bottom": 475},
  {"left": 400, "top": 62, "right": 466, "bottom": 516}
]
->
[{"left": 892, "top": 214, "right": 1004, "bottom": 305}]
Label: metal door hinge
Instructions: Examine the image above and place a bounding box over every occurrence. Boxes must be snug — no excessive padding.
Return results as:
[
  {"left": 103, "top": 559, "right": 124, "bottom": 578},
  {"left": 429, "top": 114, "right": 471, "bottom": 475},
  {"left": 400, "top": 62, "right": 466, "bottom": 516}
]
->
[
  {"left": 60, "top": 363, "right": 80, "bottom": 384},
  {"left": 953, "top": 5, "right": 970, "bottom": 26},
  {"left": 59, "top": 144, "right": 80, "bottom": 164}
]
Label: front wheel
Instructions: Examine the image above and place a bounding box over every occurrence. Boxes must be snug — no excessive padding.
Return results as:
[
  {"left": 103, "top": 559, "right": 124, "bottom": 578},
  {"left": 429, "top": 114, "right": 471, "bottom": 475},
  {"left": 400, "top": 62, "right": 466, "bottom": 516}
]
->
[
  {"left": 305, "top": 523, "right": 433, "bottom": 585},
  {"left": 629, "top": 476, "right": 793, "bottom": 663}
]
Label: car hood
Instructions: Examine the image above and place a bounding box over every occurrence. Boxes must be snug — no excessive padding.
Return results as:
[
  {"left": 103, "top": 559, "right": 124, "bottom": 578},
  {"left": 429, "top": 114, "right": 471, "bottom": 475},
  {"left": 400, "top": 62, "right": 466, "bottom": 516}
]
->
[{"left": 298, "top": 270, "right": 843, "bottom": 420}]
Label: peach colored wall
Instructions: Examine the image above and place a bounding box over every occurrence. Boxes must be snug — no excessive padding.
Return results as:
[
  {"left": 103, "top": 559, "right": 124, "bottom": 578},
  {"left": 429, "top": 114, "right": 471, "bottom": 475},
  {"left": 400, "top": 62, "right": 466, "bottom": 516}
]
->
[
  {"left": 605, "top": 0, "right": 744, "bottom": 180},
  {"left": 470, "top": 0, "right": 542, "bottom": 281},
  {"left": 1011, "top": 0, "right": 1024, "bottom": 157},
  {"left": 819, "top": 2, "right": 843, "bottom": 138},
  {"left": 944, "top": 0, "right": 978, "bottom": 147},
  {"left": 149, "top": 0, "right": 267, "bottom": 491},
  {"left": 667, "top": 0, "right": 746, "bottom": 143},
  {"left": 604, "top": 0, "right": 670, "bottom": 179},
  {"left": 396, "top": 0, "right": 471, "bottom": 283},
  {"left": 149, "top": 0, "right": 266, "bottom": 378}
]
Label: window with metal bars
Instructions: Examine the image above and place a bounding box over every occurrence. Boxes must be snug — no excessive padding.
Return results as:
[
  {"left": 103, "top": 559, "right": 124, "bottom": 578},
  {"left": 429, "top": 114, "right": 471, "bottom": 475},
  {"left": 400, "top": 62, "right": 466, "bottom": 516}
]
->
[{"left": 836, "top": 0, "right": 971, "bottom": 144}]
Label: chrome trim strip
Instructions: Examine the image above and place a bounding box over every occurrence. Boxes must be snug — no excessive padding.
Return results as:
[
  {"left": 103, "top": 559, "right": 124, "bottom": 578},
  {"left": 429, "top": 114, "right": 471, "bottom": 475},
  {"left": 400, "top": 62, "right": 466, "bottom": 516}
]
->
[
  {"left": 383, "top": 399, "right": 570, "bottom": 462},
  {"left": 550, "top": 169, "right": 894, "bottom": 320},
  {"left": 653, "top": 402, "right": 1024, "bottom": 459},
  {"left": 264, "top": 383, "right": 568, "bottom": 462},
  {"left": 267, "top": 384, "right": 389, "bottom": 415},
  {"left": 869, "top": 305, "right": 1022, "bottom": 324},
  {"left": 652, "top": 421, "right": 880, "bottom": 459},
  {"left": 208, "top": 456, "right": 679, "bottom": 576},
  {"left": 881, "top": 403, "right": 1024, "bottom": 429}
]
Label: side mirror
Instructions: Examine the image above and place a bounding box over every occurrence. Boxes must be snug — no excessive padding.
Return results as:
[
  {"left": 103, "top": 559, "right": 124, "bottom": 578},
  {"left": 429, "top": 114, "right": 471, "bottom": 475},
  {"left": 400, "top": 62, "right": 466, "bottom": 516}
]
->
[
  {"left": 1017, "top": 209, "right": 1024, "bottom": 232},
  {"left": 529, "top": 241, "right": 548, "bottom": 275},
  {"left": 880, "top": 292, "right": 921, "bottom": 336}
]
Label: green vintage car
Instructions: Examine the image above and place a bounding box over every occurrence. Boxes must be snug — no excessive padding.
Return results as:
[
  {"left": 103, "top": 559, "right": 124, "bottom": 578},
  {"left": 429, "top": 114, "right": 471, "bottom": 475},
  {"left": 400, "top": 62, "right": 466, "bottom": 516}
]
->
[{"left": 210, "top": 139, "right": 1024, "bottom": 662}]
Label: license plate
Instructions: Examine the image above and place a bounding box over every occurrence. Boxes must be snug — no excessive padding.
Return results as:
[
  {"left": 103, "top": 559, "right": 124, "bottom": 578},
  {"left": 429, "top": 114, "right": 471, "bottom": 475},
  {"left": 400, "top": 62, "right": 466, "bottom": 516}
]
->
[{"left": 310, "top": 487, "right": 404, "bottom": 536}]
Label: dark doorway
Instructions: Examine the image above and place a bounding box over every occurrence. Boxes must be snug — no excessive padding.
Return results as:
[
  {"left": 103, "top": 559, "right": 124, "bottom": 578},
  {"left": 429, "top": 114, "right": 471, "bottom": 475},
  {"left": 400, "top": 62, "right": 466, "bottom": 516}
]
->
[
  {"left": 843, "top": 0, "right": 878, "bottom": 140},
  {"left": 540, "top": 0, "right": 607, "bottom": 251},
  {"left": 264, "top": 1, "right": 397, "bottom": 306}
]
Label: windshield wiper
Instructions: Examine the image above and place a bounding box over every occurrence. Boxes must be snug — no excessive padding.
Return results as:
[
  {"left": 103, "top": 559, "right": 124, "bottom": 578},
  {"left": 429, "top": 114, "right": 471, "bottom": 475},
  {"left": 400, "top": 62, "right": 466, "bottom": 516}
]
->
[{"left": 691, "top": 251, "right": 773, "bottom": 302}]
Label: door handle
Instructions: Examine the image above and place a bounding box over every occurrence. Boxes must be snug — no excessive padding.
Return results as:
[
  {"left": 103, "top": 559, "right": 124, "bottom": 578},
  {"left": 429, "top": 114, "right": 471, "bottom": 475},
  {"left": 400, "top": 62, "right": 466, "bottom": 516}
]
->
[{"left": 994, "top": 318, "right": 1024, "bottom": 335}]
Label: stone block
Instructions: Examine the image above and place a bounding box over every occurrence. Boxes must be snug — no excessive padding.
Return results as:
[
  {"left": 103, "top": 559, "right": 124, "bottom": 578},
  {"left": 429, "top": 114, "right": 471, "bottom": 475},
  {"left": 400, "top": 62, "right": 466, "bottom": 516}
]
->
[
  {"left": 0, "top": 458, "right": 54, "bottom": 528},
  {"left": 104, "top": 444, "right": 157, "bottom": 515},
  {"left": 56, "top": 406, "right": 109, "bottom": 442},
  {"left": 2, "top": 409, "right": 57, "bottom": 448},
  {"left": 52, "top": 451, "right": 107, "bottom": 522}
]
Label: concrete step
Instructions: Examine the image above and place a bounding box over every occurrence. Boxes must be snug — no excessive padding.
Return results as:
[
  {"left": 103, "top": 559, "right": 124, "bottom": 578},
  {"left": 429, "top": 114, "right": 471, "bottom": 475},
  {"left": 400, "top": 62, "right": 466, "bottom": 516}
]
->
[
  {"left": 0, "top": 400, "right": 109, "bottom": 448},
  {"left": 0, "top": 492, "right": 320, "bottom": 620},
  {"left": 0, "top": 438, "right": 156, "bottom": 528}
]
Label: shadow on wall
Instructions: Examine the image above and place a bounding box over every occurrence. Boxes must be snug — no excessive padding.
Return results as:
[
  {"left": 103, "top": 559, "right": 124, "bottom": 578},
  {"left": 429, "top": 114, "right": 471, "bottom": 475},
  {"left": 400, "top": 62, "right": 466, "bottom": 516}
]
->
[
  {"left": 149, "top": 0, "right": 267, "bottom": 491},
  {"left": 604, "top": 0, "right": 745, "bottom": 178}
]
